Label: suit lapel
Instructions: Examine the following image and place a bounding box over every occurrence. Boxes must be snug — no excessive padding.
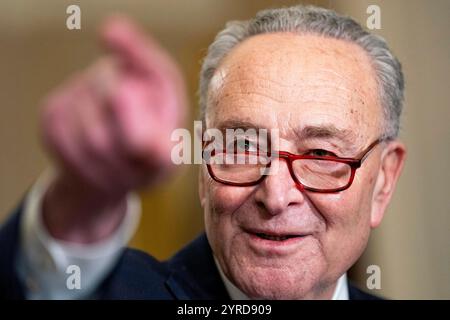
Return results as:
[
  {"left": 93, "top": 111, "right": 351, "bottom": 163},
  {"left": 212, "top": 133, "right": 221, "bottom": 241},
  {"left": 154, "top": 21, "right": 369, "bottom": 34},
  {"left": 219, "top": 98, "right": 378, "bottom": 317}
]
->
[
  {"left": 348, "top": 282, "right": 382, "bottom": 300},
  {"left": 165, "top": 233, "right": 230, "bottom": 300}
]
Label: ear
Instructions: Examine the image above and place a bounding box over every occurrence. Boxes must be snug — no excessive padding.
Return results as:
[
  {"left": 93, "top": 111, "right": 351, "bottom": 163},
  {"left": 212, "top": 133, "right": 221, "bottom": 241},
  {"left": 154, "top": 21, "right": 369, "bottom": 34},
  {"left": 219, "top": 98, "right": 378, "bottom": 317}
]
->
[{"left": 370, "top": 140, "right": 407, "bottom": 228}]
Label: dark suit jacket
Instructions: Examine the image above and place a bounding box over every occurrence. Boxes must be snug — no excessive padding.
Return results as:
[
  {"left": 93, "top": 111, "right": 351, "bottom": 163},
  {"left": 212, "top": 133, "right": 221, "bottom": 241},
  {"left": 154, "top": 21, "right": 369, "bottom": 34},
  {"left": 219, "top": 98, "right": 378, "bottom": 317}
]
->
[{"left": 0, "top": 202, "right": 380, "bottom": 300}]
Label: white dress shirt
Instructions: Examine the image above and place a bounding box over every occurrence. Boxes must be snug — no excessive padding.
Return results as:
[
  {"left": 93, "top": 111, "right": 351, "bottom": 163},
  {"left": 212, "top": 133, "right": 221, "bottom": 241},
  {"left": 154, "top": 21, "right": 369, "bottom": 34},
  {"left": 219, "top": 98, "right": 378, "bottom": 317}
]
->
[
  {"left": 17, "top": 170, "right": 349, "bottom": 300},
  {"left": 17, "top": 169, "right": 141, "bottom": 299}
]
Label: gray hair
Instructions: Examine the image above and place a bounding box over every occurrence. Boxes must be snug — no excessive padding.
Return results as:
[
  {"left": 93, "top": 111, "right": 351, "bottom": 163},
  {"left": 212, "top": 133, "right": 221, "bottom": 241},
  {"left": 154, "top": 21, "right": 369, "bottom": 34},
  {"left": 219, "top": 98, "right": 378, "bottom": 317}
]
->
[{"left": 199, "top": 4, "right": 404, "bottom": 138}]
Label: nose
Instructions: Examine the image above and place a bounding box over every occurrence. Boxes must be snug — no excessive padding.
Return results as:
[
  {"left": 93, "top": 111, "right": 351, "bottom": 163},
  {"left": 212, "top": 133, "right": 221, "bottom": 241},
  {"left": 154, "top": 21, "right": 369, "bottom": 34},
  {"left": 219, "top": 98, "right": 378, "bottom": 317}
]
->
[{"left": 253, "top": 158, "right": 306, "bottom": 216}]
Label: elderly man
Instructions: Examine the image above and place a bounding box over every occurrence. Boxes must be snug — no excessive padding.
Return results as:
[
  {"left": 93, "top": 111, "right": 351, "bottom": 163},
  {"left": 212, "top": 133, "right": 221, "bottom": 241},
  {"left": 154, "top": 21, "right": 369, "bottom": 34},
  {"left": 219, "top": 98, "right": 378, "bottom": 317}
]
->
[{"left": 0, "top": 5, "right": 406, "bottom": 300}]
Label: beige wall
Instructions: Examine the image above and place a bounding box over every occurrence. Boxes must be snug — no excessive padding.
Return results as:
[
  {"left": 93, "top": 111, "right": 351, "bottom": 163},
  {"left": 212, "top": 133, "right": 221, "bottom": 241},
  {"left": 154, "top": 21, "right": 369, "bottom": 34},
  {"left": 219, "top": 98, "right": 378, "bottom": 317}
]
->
[
  {"left": 0, "top": 0, "right": 448, "bottom": 299},
  {"left": 333, "top": 0, "right": 450, "bottom": 299}
]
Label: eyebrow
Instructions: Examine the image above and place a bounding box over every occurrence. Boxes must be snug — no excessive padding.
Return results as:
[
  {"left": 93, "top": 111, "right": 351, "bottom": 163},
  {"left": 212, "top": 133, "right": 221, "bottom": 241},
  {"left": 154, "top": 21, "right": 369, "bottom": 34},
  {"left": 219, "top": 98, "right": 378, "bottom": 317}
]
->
[
  {"left": 215, "top": 119, "right": 265, "bottom": 132},
  {"left": 216, "top": 120, "right": 356, "bottom": 140},
  {"left": 213, "top": 119, "right": 360, "bottom": 153},
  {"left": 294, "top": 125, "right": 360, "bottom": 154},
  {"left": 295, "top": 125, "right": 357, "bottom": 143}
]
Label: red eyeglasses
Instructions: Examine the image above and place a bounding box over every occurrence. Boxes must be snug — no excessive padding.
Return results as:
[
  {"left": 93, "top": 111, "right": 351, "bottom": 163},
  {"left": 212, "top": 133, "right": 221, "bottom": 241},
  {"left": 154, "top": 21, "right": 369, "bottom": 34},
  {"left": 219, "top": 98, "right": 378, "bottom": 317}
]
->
[{"left": 203, "top": 138, "right": 384, "bottom": 193}]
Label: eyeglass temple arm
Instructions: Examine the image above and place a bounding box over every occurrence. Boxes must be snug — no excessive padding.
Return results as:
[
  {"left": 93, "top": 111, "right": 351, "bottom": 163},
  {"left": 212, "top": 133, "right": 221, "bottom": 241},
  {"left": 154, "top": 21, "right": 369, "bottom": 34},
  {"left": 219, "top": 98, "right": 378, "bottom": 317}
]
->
[{"left": 359, "top": 137, "right": 390, "bottom": 163}]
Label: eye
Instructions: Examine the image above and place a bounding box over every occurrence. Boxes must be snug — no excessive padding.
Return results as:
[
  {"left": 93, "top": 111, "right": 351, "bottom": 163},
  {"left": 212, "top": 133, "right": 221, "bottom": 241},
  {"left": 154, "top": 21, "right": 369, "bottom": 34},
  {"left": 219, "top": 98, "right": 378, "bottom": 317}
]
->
[
  {"left": 307, "top": 149, "right": 336, "bottom": 157},
  {"left": 226, "top": 138, "right": 258, "bottom": 152},
  {"left": 237, "top": 138, "right": 257, "bottom": 152}
]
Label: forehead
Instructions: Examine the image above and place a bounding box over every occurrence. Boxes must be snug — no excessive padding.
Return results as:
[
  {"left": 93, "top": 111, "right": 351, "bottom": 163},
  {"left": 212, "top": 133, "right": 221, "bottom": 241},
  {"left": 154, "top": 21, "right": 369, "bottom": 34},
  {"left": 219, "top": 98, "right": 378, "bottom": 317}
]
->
[{"left": 206, "top": 33, "right": 382, "bottom": 143}]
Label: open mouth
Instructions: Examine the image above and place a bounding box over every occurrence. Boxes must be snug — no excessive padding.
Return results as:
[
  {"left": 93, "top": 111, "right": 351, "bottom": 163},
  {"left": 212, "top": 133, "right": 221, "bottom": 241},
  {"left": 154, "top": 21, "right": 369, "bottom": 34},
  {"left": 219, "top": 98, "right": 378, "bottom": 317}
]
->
[
  {"left": 244, "top": 227, "right": 310, "bottom": 245},
  {"left": 255, "top": 233, "right": 301, "bottom": 241}
]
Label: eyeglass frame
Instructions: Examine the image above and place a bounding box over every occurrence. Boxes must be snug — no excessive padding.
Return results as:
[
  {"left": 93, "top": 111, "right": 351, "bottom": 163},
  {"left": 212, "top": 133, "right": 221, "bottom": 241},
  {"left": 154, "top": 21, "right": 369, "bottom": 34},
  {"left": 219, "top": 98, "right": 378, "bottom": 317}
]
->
[{"left": 203, "top": 137, "right": 386, "bottom": 193}]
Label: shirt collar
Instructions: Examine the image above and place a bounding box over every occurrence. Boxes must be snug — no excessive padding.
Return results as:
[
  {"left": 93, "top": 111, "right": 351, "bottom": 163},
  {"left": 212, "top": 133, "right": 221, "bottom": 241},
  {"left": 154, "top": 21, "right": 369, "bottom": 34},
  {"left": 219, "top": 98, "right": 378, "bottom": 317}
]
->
[{"left": 214, "top": 257, "right": 349, "bottom": 300}]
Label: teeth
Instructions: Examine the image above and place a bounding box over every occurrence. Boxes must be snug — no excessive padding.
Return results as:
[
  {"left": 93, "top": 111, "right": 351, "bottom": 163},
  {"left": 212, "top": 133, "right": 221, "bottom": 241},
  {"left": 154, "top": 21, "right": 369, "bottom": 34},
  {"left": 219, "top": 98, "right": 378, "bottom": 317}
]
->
[{"left": 257, "top": 233, "right": 292, "bottom": 241}]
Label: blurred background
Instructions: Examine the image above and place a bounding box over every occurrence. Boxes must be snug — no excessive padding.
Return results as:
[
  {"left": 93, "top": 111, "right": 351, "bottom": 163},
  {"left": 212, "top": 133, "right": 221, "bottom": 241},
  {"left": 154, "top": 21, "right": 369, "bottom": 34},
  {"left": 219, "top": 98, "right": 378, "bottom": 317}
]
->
[{"left": 0, "top": 0, "right": 448, "bottom": 299}]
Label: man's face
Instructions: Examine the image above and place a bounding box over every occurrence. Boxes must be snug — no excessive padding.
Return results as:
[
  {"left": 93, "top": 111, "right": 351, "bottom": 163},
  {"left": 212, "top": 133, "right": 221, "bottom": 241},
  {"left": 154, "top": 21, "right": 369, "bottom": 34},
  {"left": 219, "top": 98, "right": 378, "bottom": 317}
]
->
[{"left": 200, "top": 33, "right": 386, "bottom": 299}]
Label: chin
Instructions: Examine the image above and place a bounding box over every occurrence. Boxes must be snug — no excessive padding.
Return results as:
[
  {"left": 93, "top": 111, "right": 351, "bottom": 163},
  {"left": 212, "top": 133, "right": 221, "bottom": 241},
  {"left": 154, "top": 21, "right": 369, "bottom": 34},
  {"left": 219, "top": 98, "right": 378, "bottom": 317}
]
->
[{"left": 228, "top": 257, "right": 327, "bottom": 300}]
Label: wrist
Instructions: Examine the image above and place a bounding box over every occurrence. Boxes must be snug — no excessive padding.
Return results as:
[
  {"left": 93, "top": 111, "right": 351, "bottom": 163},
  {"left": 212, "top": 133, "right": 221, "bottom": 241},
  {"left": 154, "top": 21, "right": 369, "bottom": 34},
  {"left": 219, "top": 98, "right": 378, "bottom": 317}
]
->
[{"left": 42, "top": 173, "right": 128, "bottom": 243}]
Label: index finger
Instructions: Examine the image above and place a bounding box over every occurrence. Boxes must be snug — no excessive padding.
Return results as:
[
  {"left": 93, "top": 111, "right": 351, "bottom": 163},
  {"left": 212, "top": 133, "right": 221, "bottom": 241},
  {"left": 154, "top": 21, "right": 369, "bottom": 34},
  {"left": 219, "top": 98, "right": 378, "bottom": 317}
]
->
[{"left": 98, "top": 15, "right": 176, "bottom": 77}]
